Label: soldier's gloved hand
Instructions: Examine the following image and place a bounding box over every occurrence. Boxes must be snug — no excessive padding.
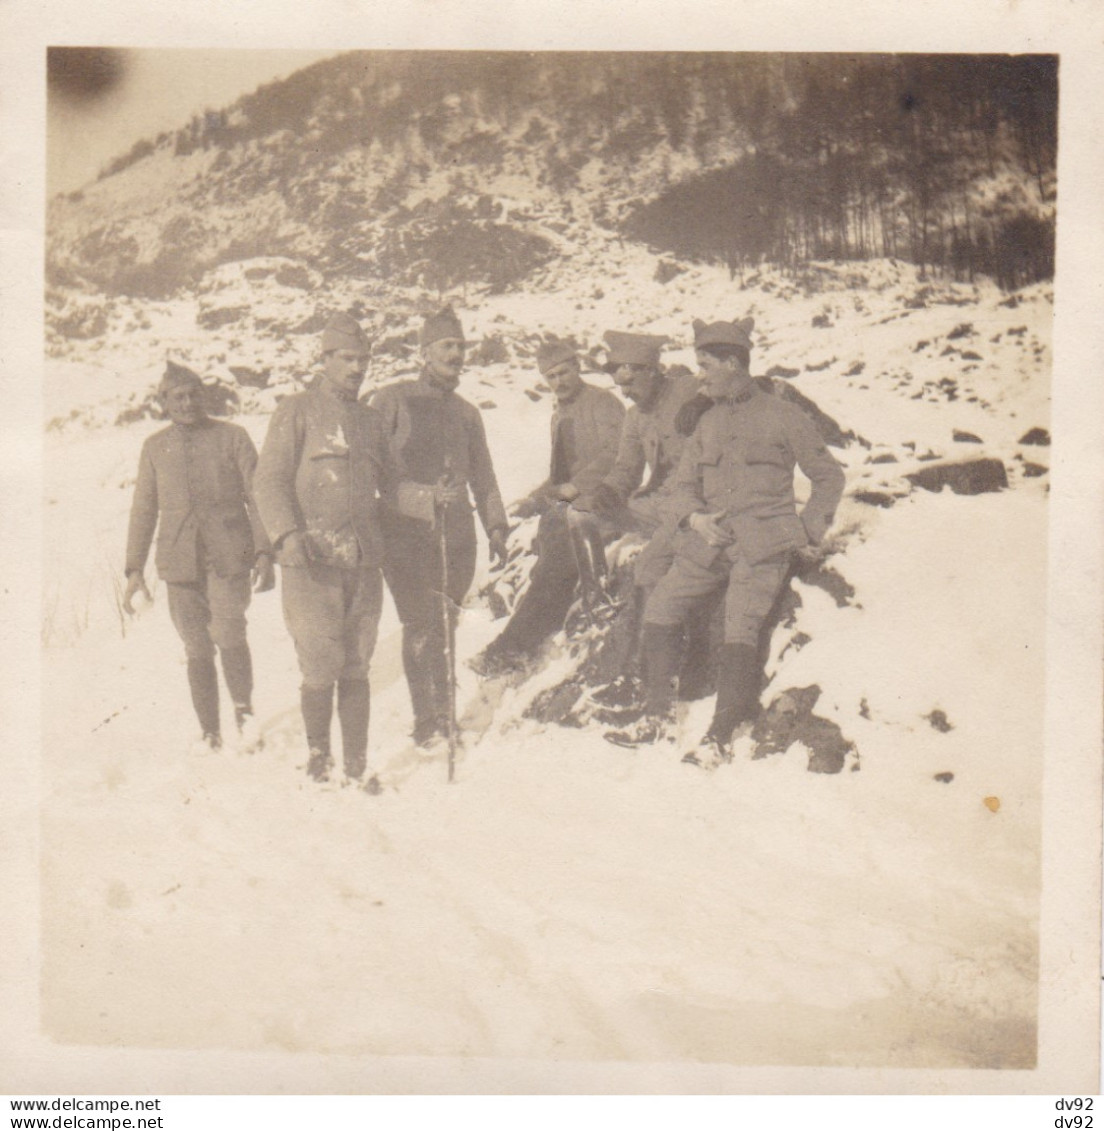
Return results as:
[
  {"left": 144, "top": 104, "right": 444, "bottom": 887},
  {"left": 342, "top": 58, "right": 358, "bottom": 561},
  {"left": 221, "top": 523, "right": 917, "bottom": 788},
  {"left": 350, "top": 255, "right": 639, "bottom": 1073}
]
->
[
  {"left": 433, "top": 476, "right": 466, "bottom": 508},
  {"left": 488, "top": 526, "right": 509, "bottom": 569},
  {"left": 252, "top": 552, "right": 276, "bottom": 592},
  {"left": 551, "top": 482, "right": 580, "bottom": 502},
  {"left": 674, "top": 393, "right": 714, "bottom": 436},
  {"left": 688, "top": 510, "right": 732, "bottom": 548},
  {"left": 122, "top": 571, "right": 151, "bottom": 616},
  {"left": 591, "top": 482, "right": 623, "bottom": 516},
  {"left": 280, "top": 530, "right": 311, "bottom": 568}
]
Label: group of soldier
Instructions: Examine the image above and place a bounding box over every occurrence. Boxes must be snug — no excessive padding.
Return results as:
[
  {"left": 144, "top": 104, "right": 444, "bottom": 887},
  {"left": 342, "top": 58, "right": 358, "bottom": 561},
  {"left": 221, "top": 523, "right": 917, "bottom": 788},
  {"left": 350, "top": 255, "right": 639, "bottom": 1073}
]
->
[{"left": 123, "top": 304, "right": 845, "bottom": 787}]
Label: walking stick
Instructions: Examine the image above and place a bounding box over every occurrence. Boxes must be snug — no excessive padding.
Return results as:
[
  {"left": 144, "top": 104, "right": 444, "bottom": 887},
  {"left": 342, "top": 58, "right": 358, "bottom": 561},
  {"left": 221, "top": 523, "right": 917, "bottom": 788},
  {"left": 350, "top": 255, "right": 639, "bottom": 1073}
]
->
[{"left": 438, "top": 464, "right": 459, "bottom": 783}]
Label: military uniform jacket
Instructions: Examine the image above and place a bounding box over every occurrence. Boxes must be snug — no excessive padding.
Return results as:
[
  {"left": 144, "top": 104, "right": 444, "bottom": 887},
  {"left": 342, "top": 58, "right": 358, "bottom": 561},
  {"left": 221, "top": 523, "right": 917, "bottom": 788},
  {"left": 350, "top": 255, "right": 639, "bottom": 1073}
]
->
[
  {"left": 664, "top": 388, "right": 846, "bottom": 566},
  {"left": 126, "top": 418, "right": 271, "bottom": 583},
  {"left": 602, "top": 370, "right": 702, "bottom": 503},
  {"left": 370, "top": 374, "right": 508, "bottom": 536},
  {"left": 253, "top": 383, "right": 392, "bottom": 569},
  {"left": 528, "top": 382, "right": 626, "bottom": 505}
]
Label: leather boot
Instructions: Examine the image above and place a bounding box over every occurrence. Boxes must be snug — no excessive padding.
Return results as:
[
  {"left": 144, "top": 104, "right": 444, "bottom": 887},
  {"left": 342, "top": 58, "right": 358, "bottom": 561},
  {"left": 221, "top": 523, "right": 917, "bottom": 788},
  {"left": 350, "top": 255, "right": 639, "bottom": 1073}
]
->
[
  {"left": 337, "top": 679, "right": 370, "bottom": 781},
  {"left": 593, "top": 584, "right": 646, "bottom": 684},
  {"left": 220, "top": 645, "right": 254, "bottom": 729},
  {"left": 640, "top": 622, "right": 684, "bottom": 719},
  {"left": 187, "top": 657, "right": 221, "bottom": 744},
  {"left": 300, "top": 684, "right": 334, "bottom": 781},
  {"left": 707, "top": 643, "right": 763, "bottom": 742},
  {"left": 402, "top": 625, "right": 439, "bottom": 744}
]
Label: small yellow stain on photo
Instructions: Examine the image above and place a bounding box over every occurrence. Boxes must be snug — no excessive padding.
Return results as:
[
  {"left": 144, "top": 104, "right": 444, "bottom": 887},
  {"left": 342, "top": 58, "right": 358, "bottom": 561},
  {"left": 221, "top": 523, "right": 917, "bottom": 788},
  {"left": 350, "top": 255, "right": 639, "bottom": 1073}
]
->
[
  {"left": 107, "top": 881, "right": 132, "bottom": 909},
  {"left": 983, "top": 796, "right": 1001, "bottom": 813}
]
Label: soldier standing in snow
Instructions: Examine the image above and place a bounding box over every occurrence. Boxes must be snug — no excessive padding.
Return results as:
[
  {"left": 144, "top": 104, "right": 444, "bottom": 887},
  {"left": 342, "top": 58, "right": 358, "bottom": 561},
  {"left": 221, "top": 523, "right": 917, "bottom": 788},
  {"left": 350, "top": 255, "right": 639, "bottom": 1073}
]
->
[
  {"left": 253, "top": 314, "right": 392, "bottom": 787},
  {"left": 371, "top": 307, "right": 510, "bottom": 748},
  {"left": 472, "top": 339, "right": 625, "bottom": 675},
  {"left": 606, "top": 317, "right": 846, "bottom": 764},
  {"left": 123, "top": 361, "right": 275, "bottom": 750}
]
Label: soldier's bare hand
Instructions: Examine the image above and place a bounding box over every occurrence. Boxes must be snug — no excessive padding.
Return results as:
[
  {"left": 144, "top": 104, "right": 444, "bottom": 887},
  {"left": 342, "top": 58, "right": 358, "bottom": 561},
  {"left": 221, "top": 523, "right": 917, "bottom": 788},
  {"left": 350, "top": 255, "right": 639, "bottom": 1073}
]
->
[
  {"left": 795, "top": 543, "right": 824, "bottom": 565},
  {"left": 252, "top": 553, "right": 276, "bottom": 592},
  {"left": 280, "top": 531, "right": 310, "bottom": 568},
  {"left": 488, "top": 526, "right": 509, "bottom": 568},
  {"left": 512, "top": 494, "right": 543, "bottom": 520},
  {"left": 688, "top": 511, "right": 731, "bottom": 547},
  {"left": 122, "top": 572, "right": 151, "bottom": 616},
  {"left": 552, "top": 482, "right": 580, "bottom": 502}
]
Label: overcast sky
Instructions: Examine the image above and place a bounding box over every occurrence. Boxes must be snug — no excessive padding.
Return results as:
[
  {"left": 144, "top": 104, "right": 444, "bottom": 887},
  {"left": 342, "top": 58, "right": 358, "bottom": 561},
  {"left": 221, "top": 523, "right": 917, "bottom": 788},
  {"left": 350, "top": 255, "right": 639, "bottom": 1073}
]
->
[{"left": 47, "top": 48, "right": 344, "bottom": 195}]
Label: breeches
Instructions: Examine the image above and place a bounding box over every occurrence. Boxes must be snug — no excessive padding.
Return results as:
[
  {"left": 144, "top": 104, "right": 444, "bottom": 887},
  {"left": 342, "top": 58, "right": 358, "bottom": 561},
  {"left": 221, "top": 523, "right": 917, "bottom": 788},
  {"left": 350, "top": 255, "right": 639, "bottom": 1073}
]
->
[
  {"left": 281, "top": 560, "right": 383, "bottom": 687},
  {"left": 167, "top": 572, "right": 251, "bottom": 661},
  {"left": 632, "top": 525, "right": 677, "bottom": 592},
  {"left": 382, "top": 522, "right": 477, "bottom": 629},
  {"left": 644, "top": 549, "right": 791, "bottom": 646},
  {"left": 529, "top": 504, "right": 621, "bottom": 587},
  {"left": 381, "top": 518, "right": 477, "bottom": 728},
  {"left": 609, "top": 493, "right": 677, "bottom": 592}
]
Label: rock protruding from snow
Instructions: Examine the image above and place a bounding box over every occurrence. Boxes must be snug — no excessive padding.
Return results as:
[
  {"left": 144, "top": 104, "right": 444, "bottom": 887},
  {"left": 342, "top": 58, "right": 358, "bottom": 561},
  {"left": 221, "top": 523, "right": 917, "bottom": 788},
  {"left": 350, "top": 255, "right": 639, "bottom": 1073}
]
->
[
  {"left": 905, "top": 458, "right": 1009, "bottom": 496},
  {"left": 751, "top": 685, "right": 856, "bottom": 774},
  {"left": 1018, "top": 427, "right": 1050, "bottom": 446}
]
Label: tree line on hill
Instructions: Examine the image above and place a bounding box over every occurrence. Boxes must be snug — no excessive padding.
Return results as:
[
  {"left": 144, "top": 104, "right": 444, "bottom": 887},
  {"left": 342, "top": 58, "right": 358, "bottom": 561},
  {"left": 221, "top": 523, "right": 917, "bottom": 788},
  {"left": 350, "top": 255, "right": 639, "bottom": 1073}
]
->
[{"left": 84, "top": 52, "right": 1056, "bottom": 292}]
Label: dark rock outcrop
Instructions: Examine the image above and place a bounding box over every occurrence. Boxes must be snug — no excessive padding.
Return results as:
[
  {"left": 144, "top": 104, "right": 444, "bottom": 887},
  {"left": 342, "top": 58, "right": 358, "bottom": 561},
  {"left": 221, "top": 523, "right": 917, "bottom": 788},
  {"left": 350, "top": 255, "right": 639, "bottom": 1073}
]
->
[
  {"left": 1019, "top": 427, "right": 1050, "bottom": 446},
  {"left": 852, "top": 490, "right": 897, "bottom": 508},
  {"left": 906, "top": 458, "right": 1008, "bottom": 495},
  {"left": 751, "top": 685, "right": 855, "bottom": 774}
]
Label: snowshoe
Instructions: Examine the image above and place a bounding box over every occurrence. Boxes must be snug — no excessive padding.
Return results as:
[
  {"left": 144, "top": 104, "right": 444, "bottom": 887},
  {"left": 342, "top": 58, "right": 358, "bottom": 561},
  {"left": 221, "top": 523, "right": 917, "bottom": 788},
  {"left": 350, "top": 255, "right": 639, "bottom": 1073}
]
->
[{"left": 563, "top": 591, "right": 619, "bottom": 639}]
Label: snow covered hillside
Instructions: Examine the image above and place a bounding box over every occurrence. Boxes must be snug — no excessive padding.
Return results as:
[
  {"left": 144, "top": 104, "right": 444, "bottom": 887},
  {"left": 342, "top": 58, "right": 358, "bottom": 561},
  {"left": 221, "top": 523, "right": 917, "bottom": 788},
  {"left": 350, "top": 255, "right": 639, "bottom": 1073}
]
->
[{"left": 41, "top": 248, "right": 1050, "bottom": 1069}]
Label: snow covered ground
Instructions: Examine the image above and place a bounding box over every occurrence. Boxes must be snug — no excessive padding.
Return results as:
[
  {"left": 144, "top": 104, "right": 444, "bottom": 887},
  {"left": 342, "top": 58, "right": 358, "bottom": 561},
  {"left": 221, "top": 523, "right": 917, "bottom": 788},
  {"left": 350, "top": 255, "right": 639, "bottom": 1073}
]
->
[{"left": 40, "top": 255, "right": 1051, "bottom": 1069}]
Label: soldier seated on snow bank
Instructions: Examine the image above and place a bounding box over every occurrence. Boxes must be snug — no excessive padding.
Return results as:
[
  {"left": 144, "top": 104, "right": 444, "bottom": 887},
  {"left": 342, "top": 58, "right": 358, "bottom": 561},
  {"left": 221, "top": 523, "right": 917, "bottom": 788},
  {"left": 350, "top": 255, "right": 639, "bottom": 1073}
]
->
[
  {"left": 473, "top": 330, "right": 710, "bottom": 679},
  {"left": 123, "top": 361, "right": 275, "bottom": 751},
  {"left": 581, "top": 329, "right": 710, "bottom": 676},
  {"left": 605, "top": 316, "right": 846, "bottom": 767},
  {"left": 471, "top": 340, "right": 624, "bottom": 676}
]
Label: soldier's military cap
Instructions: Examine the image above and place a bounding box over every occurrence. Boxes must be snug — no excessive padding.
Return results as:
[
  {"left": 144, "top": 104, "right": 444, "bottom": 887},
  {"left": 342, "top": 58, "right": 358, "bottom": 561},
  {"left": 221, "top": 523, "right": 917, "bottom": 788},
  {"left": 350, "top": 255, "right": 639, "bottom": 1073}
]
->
[
  {"left": 601, "top": 330, "right": 667, "bottom": 372},
  {"left": 158, "top": 359, "right": 204, "bottom": 396},
  {"left": 535, "top": 339, "right": 578, "bottom": 373},
  {"left": 321, "top": 312, "right": 370, "bottom": 353},
  {"left": 420, "top": 306, "right": 466, "bottom": 347},
  {"left": 692, "top": 316, "right": 755, "bottom": 352}
]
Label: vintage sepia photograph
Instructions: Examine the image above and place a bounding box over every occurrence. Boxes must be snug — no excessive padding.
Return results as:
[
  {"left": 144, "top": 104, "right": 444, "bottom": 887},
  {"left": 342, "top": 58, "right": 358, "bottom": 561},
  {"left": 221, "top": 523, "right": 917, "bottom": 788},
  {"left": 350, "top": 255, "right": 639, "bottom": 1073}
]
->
[{"left": 6, "top": 17, "right": 1100, "bottom": 1100}]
